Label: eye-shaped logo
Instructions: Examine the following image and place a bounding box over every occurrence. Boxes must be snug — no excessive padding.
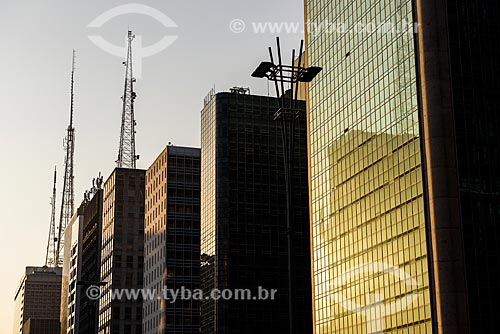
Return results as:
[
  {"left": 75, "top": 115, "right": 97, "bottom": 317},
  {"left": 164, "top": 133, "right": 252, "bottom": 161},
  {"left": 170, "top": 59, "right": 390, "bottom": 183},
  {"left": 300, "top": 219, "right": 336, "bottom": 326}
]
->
[
  {"left": 332, "top": 262, "right": 420, "bottom": 334},
  {"left": 87, "top": 3, "right": 178, "bottom": 78}
]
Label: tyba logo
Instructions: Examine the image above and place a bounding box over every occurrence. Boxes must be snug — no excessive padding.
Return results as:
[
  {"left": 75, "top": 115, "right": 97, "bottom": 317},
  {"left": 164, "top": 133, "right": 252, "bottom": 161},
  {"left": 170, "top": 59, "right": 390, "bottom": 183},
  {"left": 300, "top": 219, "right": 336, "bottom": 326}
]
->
[{"left": 88, "top": 3, "right": 178, "bottom": 78}]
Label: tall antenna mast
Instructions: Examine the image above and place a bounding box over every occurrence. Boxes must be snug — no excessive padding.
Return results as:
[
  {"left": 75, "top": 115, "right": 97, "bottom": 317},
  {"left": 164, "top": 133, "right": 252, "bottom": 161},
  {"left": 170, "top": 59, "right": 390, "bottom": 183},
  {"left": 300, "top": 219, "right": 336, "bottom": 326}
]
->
[
  {"left": 45, "top": 167, "right": 58, "bottom": 267},
  {"left": 116, "top": 30, "right": 139, "bottom": 169},
  {"left": 55, "top": 50, "right": 76, "bottom": 267}
]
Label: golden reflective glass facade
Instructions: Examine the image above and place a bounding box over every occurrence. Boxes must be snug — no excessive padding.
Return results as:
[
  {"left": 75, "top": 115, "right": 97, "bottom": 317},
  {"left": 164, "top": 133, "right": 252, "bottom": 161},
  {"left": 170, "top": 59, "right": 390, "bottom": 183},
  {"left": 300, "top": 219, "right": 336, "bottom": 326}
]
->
[{"left": 305, "top": 0, "right": 432, "bottom": 333}]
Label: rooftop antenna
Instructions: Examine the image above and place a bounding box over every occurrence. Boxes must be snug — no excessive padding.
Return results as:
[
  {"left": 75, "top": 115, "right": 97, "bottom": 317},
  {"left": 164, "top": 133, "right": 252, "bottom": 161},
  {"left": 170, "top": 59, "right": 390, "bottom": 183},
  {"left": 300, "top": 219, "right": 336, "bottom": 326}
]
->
[
  {"left": 116, "top": 30, "right": 139, "bottom": 169},
  {"left": 45, "top": 167, "right": 58, "bottom": 267},
  {"left": 55, "top": 50, "right": 76, "bottom": 267}
]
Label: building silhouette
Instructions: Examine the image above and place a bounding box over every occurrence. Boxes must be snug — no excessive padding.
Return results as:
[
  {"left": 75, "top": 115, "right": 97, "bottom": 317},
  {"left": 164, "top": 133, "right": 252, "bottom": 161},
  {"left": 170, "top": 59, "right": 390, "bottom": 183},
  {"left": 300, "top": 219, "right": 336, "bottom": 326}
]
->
[{"left": 200, "top": 90, "right": 312, "bottom": 333}]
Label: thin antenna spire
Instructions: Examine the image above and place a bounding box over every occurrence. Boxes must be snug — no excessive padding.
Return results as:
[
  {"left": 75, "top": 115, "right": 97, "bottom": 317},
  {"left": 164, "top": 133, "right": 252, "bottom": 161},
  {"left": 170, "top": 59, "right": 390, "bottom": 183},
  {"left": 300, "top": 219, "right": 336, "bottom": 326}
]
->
[
  {"left": 55, "top": 50, "right": 76, "bottom": 267},
  {"left": 70, "top": 50, "right": 75, "bottom": 127},
  {"left": 45, "top": 166, "right": 58, "bottom": 267},
  {"left": 116, "top": 30, "right": 139, "bottom": 169}
]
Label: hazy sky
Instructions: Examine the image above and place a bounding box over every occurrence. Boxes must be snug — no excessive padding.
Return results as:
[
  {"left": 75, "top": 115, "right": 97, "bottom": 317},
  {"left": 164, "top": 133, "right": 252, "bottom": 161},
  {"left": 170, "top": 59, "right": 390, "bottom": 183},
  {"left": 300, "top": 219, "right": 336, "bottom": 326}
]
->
[{"left": 0, "top": 0, "right": 304, "bottom": 331}]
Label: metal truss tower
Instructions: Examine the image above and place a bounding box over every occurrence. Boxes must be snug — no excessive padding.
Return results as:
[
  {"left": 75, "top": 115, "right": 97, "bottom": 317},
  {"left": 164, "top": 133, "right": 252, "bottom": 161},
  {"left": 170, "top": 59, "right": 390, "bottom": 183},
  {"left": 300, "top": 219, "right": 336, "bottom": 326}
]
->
[
  {"left": 55, "top": 50, "right": 76, "bottom": 267},
  {"left": 116, "top": 30, "right": 139, "bottom": 169},
  {"left": 45, "top": 167, "right": 58, "bottom": 267}
]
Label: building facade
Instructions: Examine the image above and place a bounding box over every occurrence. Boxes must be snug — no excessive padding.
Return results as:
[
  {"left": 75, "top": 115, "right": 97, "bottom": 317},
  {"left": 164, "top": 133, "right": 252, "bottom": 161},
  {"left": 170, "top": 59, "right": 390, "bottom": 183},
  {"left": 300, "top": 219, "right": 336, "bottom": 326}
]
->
[
  {"left": 60, "top": 209, "right": 84, "bottom": 334},
  {"left": 143, "top": 146, "right": 201, "bottom": 334},
  {"left": 22, "top": 319, "right": 60, "bottom": 334},
  {"left": 200, "top": 90, "right": 312, "bottom": 333},
  {"left": 13, "top": 266, "right": 62, "bottom": 334},
  {"left": 305, "top": 0, "right": 500, "bottom": 333},
  {"left": 98, "top": 168, "right": 146, "bottom": 334},
  {"left": 79, "top": 188, "right": 104, "bottom": 334}
]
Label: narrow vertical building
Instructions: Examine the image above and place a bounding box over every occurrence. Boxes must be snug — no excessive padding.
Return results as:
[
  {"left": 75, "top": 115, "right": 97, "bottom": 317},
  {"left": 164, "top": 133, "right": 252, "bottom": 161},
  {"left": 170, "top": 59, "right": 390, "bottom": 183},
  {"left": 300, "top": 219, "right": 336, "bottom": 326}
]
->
[
  {"left": 305, "top": 0, "right": 500, "bottom": 333},
  {"left": 13, "top": 266, "right": 62, "bottom": 334},
  {"left": 58, "top": 180, "right": 103, "bottom": 334},
  {"left": 60, "top": 209, "right": 84, "bottom": 334},
  {"left": 143, "top": 145, "right": 201, "bottom": 334},
  {"left": 98, "top": 168, "right": 146, "bottom": 334},
  {"left": 79, "top": 187, "right": 104, "bottom": 334},
  {"left": 200, "top": 89, "right": 312, "bottom": 333}
]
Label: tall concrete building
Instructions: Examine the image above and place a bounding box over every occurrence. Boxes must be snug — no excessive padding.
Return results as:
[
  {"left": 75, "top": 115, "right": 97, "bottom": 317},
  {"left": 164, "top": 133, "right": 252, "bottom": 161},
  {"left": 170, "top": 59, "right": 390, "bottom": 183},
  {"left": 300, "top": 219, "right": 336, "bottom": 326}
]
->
[
  {"left": 98, "top": 168, "right": 146, "bottom": 334},
  {"left": 143, "top": 146, "right": 201, "bottom": 334},
  {"left": 305, "top": 0, "right": 500, "bottom": 333},
  {"left": 200, "top": 89, "right": 312, "bottom": 333},
  {"left": 60, "top": 209, "right": 84, "bottom": 334},
  {"left": 13, "top": 266, "right": 62, "bottom": 334}
]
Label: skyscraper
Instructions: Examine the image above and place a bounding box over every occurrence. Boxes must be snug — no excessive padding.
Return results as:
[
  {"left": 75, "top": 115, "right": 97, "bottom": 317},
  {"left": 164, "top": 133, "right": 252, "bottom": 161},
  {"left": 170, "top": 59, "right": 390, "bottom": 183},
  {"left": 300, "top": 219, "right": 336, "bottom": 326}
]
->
[
  {"left": 79, "top": 187, "right": 104, "bottom": 334},
  {"left": 305, "top": 0, "right": 500, "bottom": 333},
  {"left": 60, "top": 208, "right": 84, "bottom": 334},
  {"left": 98, "top": 168, "right": 146, "bottom": 334},
  {"left": 200, "top": 89, "right": 312, "bottom": 333},
  {"left": 13, "top": 266, "right": 62, "bottom": 334},
  {"left": 58, "top": 181, "right": 104, "bottom": 334},
  {"left": 143, "top": 145, "right": 201, "bottom": 334}
]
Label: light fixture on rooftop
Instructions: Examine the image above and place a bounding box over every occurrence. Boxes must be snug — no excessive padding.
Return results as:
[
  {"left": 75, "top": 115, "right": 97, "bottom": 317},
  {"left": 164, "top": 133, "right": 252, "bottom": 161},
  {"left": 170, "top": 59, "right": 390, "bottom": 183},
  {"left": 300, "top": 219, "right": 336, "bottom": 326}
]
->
[{"left": 251, "top": 61, "right": 275, "bottom": 78}]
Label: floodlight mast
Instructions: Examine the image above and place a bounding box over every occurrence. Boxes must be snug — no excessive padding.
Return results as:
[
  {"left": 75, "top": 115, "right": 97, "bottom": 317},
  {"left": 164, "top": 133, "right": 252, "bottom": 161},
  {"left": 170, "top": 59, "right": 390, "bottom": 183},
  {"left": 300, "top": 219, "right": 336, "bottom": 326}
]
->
[{"left": 252, "top": 37, "right": 322, "bottom": 334}]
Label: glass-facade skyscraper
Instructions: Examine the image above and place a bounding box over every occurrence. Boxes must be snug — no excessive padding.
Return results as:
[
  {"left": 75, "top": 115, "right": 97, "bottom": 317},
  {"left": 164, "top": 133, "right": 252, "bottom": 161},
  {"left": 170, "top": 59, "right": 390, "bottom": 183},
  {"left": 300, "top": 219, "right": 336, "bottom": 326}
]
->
[
  {"left": 200, "top": 90, "right": 312, "bottom": 333},
  {"left": 305, "top": 0, "right": 500, "bottom": 333}
]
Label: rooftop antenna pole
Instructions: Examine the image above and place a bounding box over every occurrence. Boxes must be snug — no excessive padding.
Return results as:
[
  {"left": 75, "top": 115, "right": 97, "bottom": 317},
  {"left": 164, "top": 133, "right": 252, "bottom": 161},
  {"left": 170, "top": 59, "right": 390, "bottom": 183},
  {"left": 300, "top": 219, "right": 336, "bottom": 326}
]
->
[
  {"left": 276, "top": 37, "right": 286, "bottom": 108},
  {"left": 116, "top": 30, "right": 139, "bottom": 169},
  {"left": 294, "top": 41, "right": 304, "bottom": 111},
  {"left": 55, "top": 50, "right": 76, "bottom": 267},
  {"left": 45, "top": 167, "right": 58, "bottom": 267},
  {"left": 268, "top": 46, "right": 281, "bottom": 109}
]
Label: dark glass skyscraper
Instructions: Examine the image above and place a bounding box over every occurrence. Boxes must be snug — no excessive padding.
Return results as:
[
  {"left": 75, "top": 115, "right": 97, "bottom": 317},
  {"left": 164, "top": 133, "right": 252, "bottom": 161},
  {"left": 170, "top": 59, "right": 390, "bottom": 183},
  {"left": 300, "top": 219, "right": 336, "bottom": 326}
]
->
[
  {"left": 200, "top": 90, "right": 312, "bottom": 333},
  {"left": 305, "top": 0, "right": 500, "bottom": 333}
]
